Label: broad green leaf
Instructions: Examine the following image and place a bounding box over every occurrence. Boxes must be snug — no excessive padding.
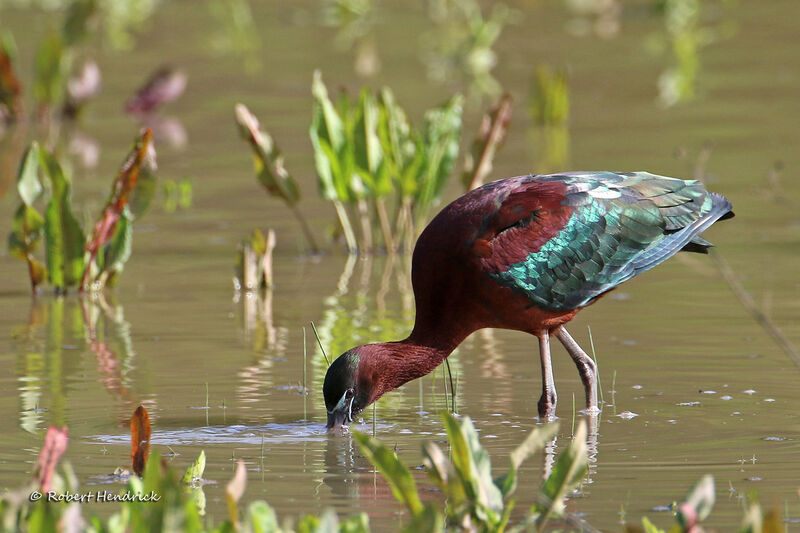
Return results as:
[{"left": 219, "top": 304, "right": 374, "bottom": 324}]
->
[
  {"left": 378, "top": 87, "right": 412, "bottom": 168},
  {"left": 398, "top": 138, "right": 425, "bottom": 198},
  {"left": 40, "top": 150, "right": 86, "bottom": 289},
  {"left": 319, "top": 137, "right": 350, "bottom": 202},
  {"left": 128, "top": 156, "right": 157, "bottom": 220},
  {"left": 98, "top": 207, "right": 133, "bottom": 281},
  {"left": 422, "top": 440, "right": 467, "bottom": 509},
  {"left": 34, "top": 32, "right": 65, "bottom": 107},
  {"left": 339, "top": 512, "right": 369, "bottom": 533},
  {"left": 251, "top": 229, "right": 267, "bottom": 256},
  {"left": 497, "top": 422, "right": 559, "bottom": 497},
  {"left": 642, "top": 516, "right": 666, "bottom": 533},
  {"left": 8, "top": 203, "right": 48, "bottom": 289},
  {"left": 539, "top": 420, "right": 588, "bottom": 519},
  {"left": 353, "top": 431, "right": 423, "bottom": 516},
  {"left": 7, "top": 231, "right": 28, "bottom": 260},
  {"left": 314, "top": 508, "right": 339, "bottom": 533},
  {"left": 311, "top": 71, "right": 344, "bottom": 151},
  {"left": 353, "top": 88, "right": 383, "bottom": 177},
  {"left": 188, "top": 486, "right": 207, "bottom": 520},
  {"left": 297, "top": 515, "right": 320, "bottom": 533},
  {"left": 442, "top": 411, "right": 504, "bottom": 521},
  {"left": 310, "top": 107, "right": 340, "bottom": 201},
  {"left": 16, "top": 143, "right": 42, "bottom": 206},
  {"left": 416, "top": 95, "right": 463, "bottom": 212},
  {"left": 183, "top": 450, "right": 207, "bottom": 484},
  {"left": 28, "top": 502, "right": 59, "bottom": 533},
  {"left": 247, "top": 500, "right": 279, "bottom": 533},
  {"left": 11, "top": 204, "right": 45, "bottom": 247},
  {"left": 511, "top": 423, "right": 558, "bottom": 471},
  {"left": 401, "top": 504, "right": 444, "bottom": 533}
]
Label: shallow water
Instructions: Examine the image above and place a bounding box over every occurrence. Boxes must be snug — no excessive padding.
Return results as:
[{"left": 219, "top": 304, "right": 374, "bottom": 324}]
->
[{"left": 1, "top": 0, "right": 800, "bottom": 530}]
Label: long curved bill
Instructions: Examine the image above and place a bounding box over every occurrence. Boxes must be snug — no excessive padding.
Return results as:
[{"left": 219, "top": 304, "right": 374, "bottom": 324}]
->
[{"left": 326, "top": 390, "right": 354, "bottom": 429}]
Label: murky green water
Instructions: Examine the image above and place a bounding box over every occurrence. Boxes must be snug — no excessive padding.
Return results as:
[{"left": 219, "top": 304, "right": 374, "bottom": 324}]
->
[{"left": 1, "top": 1, "right": 799, "bottom": 530}]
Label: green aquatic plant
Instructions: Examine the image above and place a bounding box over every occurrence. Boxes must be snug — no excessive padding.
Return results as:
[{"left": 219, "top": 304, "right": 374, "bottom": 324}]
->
[
  {"left": 354, "top": 412, "right": 587, "bottom": 532},
  {"left": 6, "top": 130, "right": 157, "bottom": 293},
  {"left": 234, "top": 228, "right": 276, "bottom": 292},
  {"left": 310, "top": 71, "right": 463, "bottom": 253},
  {"left": 0, "top": 415, "right": 786, "bottom": 532},
  {"left": 237, "top": 73, "right": 464, "bottom": 255},
  {"left": 235, "top": 103, "right": 320, "bottom": 254}
]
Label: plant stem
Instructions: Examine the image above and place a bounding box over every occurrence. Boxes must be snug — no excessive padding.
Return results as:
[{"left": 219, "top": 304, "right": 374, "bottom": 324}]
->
[
  {"left": 587, "top": 325, "right": 603, "bottom": 406},
  {"left": 310, "top": 321, "right": 330, "bottom": 366},
  {"left": 262, "top": 229, "right": 276, "bottom": 288},
  {"left": 333, "top": 200, "right": 358, "bottom": 254},
  {"left": 357, "top": 198, "right": 373, "bottom": 252},
  {"left": 571, "top": 392, "right": 575, "bottom": 437},
  {"left": 444, "top": 358, "right": 456, "bottom": 413},
  {"left": 464, "top": 93, "right": 513, "bottom": 191},
  {"left": 711, "top": 250, "right": 800, "bottom": 369},
  {"left": 375, "top": 198, "right": 395, "bottom": 253},
  {"left": 290, "top": 204, "right": 319, "bottom": 254}
]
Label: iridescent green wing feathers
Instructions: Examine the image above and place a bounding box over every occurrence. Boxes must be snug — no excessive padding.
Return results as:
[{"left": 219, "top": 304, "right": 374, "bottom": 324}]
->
[{"left": 489, "top": 172, "right": 733, "bottom": 311}]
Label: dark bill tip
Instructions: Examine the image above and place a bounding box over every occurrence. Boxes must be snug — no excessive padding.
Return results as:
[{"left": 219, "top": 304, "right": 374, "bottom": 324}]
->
[{"left": 326, "top": 408, "right": 351, "bottom": 430}]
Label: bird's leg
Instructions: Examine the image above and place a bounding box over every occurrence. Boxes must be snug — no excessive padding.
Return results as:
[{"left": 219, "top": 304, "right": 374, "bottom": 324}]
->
[
  {"left": 554, "top": 326, "right": 599, "bottom": 413},
  {"left": 537, "top": 329, "right": 557, "bottom": 419}
]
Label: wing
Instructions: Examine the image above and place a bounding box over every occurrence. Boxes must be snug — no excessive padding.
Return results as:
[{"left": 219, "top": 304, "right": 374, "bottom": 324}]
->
[{"left": 476, "top": 171, "right": 733, "bottom": 311}]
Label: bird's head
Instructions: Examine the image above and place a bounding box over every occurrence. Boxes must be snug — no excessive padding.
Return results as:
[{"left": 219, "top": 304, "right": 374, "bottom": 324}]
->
[{"left": 323, "top": 345, "right": 382, "bottom": 429}]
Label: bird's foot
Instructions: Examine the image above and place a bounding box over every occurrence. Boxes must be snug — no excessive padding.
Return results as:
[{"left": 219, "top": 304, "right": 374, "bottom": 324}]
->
[{"left": 538, "top": 391, "right": 557, "bottom": 420}]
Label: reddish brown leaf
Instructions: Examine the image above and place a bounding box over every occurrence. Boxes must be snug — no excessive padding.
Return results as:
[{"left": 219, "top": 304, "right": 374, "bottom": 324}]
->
[
  {"left": 130, "top": 405, "right": 151, "bottom": 477},
  {"left": 125, "top": 66, "right": 186, "bottom": 115},
  {"left": 37, "top": 426, "right": 68, "bottom": 493},
  {"left": 0, "top": 43, "right": 22, "bottom": 122},
  {"left": 82, "top": 129, "right": 154, "bottom": 291}
]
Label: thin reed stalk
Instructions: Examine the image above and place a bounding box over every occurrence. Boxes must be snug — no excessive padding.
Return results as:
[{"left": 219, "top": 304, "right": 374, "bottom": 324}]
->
[
  {"left": 310, "top": 321, "right": 331, "bottom": 366},
  {"left": 711, "top": 250, "right": 800, "bottom": 369},
  {"left": 587, "top": 325, "right": 604, "bottom": 406}
]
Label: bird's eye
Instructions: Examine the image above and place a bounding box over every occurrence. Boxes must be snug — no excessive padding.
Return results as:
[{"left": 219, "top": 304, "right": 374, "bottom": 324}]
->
[{"left": 345, "top": 388, "right": 354, "bottom": 400}]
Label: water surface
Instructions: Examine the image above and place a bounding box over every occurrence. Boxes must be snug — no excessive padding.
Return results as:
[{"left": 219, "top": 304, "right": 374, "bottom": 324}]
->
[{"left": 1, "top": 1, "right": 799, "bottom": 530}]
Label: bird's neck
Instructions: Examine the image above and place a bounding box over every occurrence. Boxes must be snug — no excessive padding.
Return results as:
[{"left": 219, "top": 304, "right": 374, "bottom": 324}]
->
[{"left": 369, "top": 324, "right": 472, "bottom": 400}]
